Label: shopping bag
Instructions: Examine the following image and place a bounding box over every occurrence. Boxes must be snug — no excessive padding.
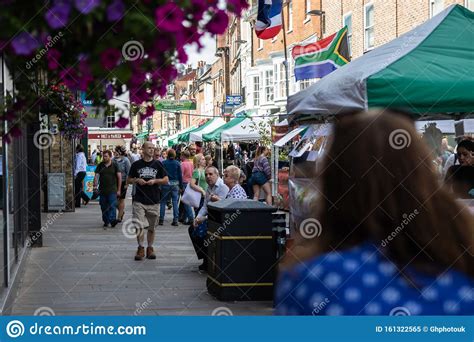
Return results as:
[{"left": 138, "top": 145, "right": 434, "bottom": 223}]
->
[{"left": 181, "top": 183, "right": 202, "bottom": 208}]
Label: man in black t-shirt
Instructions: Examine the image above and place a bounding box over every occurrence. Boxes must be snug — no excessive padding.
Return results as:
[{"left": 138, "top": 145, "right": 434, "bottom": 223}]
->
[
  {"left": 128, "top": 142, "right": 169, "bottom": 261},
  {"left": 93, "top": 150, "right": 122, "bottom": 228}
]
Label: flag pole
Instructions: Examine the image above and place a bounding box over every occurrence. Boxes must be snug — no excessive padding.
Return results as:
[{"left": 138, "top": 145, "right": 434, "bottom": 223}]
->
[{"left": 281, "top": 1, "right": 290, "bottom": 104}]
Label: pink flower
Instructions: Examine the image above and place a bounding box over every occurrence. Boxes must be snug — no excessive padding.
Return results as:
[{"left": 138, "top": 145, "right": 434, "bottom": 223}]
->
[
  {"left": 177, "top": 47, "right": 188, "bottom": 63},
  {"left": 100, "top": 48, "right": 121, "bottom": 70},
  {"left": 155, "top": 3, "right": 185, "bottom": 32},
  {"left": 115, "top": 116, "right": 129, "bottom": 128},
  {"left": 205, "top": 10, "right": 229, "bottom": 35},
  {"left": 227, "top": 0, "right": 249, "bottom": 16},
  {"left": 9, "top": 125, "right": 22, "bottom": 138},
  {"left": 59, "top": 68, "right": 79, "bottom": 89},
  {"left": 46, "top": 49, "right": 61, "bottom": 70}
]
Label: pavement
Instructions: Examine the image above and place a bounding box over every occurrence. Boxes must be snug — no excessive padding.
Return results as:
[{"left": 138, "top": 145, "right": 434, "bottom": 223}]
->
[{"left": 7, "top": 195, "right": 273, "bottom": 316}]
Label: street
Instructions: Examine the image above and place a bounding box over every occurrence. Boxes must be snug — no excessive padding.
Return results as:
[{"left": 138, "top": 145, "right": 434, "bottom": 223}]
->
[{"left": 9, "top": 197, "right": 272, "bottom": 316}]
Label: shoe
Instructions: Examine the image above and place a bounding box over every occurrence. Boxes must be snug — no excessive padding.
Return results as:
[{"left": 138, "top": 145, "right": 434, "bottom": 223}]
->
[
  {"left": 83, "top": 199, "right": 89, "bottom": 206},
  {"left": 158, "top": 219, "right": 164, "bottom": 226},
  {"left": 135, "top": 247, "right": 145, "bottom": 261},
  {"left": 146, "top": 247, "right": 156, "bottom": 259},
  {"left": 198, "top": 261, "right": 208, "bottom": 272},
  {"left": 110, "top": 219, "right": 118, "bottom": 228},
  {"left": 171, "top": 221, "right": 179, "bottom": 226},
  {"left": 103, "top": 223, "right": 110, "bottom": 228}
]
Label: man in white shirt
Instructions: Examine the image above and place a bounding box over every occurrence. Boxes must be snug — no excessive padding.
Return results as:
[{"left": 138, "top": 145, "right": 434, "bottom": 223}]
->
[
  {"left": 74, "top": 144, "right": 90, "bottom": 207},
  {"left": 188, "top": 166, "right": 229, "bottom": 271}
]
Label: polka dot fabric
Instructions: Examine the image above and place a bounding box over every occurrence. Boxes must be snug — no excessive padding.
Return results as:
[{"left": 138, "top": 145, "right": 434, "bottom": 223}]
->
[{"left": 275, "top": 243, "right": 474, "bottom": 315}]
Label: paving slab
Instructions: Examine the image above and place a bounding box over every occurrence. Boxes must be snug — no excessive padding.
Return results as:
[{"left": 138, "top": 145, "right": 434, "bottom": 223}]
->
[{"left": 8, "top": 198, "right": 274, "bottom": 316}]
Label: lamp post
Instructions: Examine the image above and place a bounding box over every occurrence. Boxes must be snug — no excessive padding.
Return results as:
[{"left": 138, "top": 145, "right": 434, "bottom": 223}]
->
[{"left": 307, "top": 9, "right": 325, "bottom": 39}]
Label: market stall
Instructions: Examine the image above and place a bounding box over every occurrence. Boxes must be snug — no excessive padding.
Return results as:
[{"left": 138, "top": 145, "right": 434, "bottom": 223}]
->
[
  {"left": 178, "top": 117, "right": 226, "bottom": 143},
  {"left": 165, "top": 125, "right": 197, "bottom": 147}
]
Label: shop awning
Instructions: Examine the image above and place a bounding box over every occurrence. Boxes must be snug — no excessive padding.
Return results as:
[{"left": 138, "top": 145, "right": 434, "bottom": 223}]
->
[{"left": 274, "top": 126, "right": 309, "bottom": 147}]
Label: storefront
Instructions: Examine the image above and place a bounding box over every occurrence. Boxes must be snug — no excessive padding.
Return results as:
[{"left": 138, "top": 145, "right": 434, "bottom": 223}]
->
[{"left": 88, "top": 130, "right": 133, "bottom": 155}]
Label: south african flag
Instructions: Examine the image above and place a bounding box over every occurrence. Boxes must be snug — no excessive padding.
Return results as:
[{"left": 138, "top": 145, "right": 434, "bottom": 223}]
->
[{"left": 292, "top": 27, "right": 350, "bottom": 81}]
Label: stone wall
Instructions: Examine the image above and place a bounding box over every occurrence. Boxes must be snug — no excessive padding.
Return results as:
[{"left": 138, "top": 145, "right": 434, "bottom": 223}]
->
[{"left": 40, "top": 115, "right": 75, "bottom": 212}]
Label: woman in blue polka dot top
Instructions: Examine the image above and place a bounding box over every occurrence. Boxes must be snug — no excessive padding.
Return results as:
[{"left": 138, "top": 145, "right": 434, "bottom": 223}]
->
[{"left": 275, "top": 110, "right": 474, "bottom": 316}]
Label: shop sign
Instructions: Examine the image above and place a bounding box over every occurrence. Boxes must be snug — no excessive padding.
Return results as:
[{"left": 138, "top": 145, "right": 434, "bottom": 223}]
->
[
  {"left": 225, "top": 95, "right": 242, "bottom": 106},
  {"left": 155, "top": 100, "right": 196, "bottom": 111},
  {"left": 88, "top": 133, "right": 133, "bottom": 139}
]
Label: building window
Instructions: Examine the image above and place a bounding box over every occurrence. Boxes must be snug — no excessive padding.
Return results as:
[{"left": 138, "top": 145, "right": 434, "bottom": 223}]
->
[
  {"left": 364, "top": 3, "right": 374, "bottom": 51},
  {"left": 305, "top": 0, "right": 311, "bottom": 21},
  {"left": 300, "top": 78, "right": 316, "bottom": 91},
  {"left": 253, "top": 76, "right": 260, "bottom": 106},
  {"left": 274, "top": 63, "right": 287, "bottom": 99},
  {"left": 106, "top": 114, "right": 115, "bottom": 128},
  {"left": 430, "top": 0, "right": 444, "bottom": 17},
  {"left": 466, "top": 0, "right": 474, "bottom": 10},
  {"left": 287, "top": 0, "right": 293, "bottom": 32},
  {"left": 343, "top": 13, "right": 352, "bottom": 56},
  {"left": 264, "top": 70, "right": 274, "bottom": 102}
]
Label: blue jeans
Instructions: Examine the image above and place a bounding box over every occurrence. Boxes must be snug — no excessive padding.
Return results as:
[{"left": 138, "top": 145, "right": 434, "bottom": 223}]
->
[
  {"left": 160, "top": 184, "right": 179, "bottom": 221},
  {"left": 182, "top": 183, "right": 194, "bottom": 222},
  {"left": 99, "top": 192, "right": 117, "bottom": 224}
]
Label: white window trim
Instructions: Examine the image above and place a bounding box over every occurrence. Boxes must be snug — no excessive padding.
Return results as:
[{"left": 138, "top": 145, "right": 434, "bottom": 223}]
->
[
  {"left": 287, "top": 1, "right": 293, "bottom": 33},
  {"left": 430, "top": 0, "right": 444, "bottom": 18},
  {"left": 262, "top": 68, "right": 274, "bottom": 104},
  {"left": 343, "top": 12, "right": 353, "bottom": 55},
  {"left": 466, "top": 0, "right": 474, "bottom": 10},
  {"left": 258, "top": 37, "right": 263, "bottom": 51},
  {"left": 364, "top": 3, "right": 375, "bottom": 52},
  {"left": 304, "top": 0, "right": 311, "bottom": 23}
]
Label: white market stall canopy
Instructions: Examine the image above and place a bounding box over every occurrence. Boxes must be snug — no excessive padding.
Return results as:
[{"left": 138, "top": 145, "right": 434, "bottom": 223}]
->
[
  {"left": 188, "top": 117, "right": 226, "bottom": 142},
  {"left": 220, "top": 117, "right": 266, "bottom": 142}
]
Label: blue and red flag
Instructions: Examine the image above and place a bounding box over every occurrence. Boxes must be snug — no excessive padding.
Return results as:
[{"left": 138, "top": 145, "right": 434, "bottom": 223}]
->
[{"left": 255, "top": 0, "right": 283, "bottom": 40}]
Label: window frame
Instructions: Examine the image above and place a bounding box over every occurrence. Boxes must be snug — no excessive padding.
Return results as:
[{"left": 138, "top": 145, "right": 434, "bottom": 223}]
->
[
  {"left": 253, "top": 75, "right": 260, "bottom": 107},
  {"left": 304, "top": 0, "right": 312, "bottom": 23},
  {"left": 430, "top": 0, "right": 444, "bottom": 18},
  {"left": 343, "top": 12, "right": 353, "bottom": 57},
  {"left": 364, "top": 3, "right": 375, "bottom": 52},
  {"left": 466, "top": 0, "right": 474, "bottom": 10},
  {"left": 287, "top": 0, "right": 293, "bottom": 33},
  {"left": 263, "top": 69, "right": 274, "bottom": 103}
]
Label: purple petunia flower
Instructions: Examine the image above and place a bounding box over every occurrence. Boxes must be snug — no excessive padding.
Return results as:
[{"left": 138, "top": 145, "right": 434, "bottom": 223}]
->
[
  {"left": 205, "top": 10, "right": 229, "bottom": 35},
  {"left": 74, "top": 0, "right": 100, "bottom": 14},
  {"left": 155, "top": 3, "right": 185, "bottom": 32},
  {"left": 11, "top": 32, "right": 39, "bottom": 55},
  {"left": 105, "top": 84, "right": 114, "bottom": 100},
  {"left": 107, "top": 0, "right": 125, "bottom": 21},
  {"left": 45, "top": 2, "right": 71, "bottom": 29},
  {"left": 115, "top": 116, "right": 129, "bottom": 128}
]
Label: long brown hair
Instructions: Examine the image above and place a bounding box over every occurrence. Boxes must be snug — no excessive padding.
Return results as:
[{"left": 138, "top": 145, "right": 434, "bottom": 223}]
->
[{"left": 285, "top": 110, "right": 474, "bottom": 278}]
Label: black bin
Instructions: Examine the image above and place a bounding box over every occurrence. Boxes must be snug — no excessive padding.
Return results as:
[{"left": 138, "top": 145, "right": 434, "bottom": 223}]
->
[{"left": 206, "top": 199, "right": 277, "bottom": 301}]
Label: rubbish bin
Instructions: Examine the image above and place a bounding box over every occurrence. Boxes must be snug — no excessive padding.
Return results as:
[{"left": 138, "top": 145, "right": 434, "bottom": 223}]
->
[{"left": 206, "top": 199, "right": 277, "bottom": 301}]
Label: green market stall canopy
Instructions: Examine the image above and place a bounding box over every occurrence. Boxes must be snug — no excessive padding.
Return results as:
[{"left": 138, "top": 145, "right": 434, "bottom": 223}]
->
[
  {"left": 178, "top": 117, "right": 226, "bottom": 143},
  {"left": 166, "top": 125, "right": 197, "bottom": 147},
  {"left": 288, "top": 5, "right": 474, "bottom": 121}
]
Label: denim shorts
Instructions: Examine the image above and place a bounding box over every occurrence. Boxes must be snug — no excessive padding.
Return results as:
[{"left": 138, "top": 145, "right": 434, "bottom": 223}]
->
[{"left": 251, "top": 171, "right": 269, "bottom": 186}]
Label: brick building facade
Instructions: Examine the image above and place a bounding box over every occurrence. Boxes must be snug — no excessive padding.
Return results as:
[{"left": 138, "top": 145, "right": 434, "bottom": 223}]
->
[{"left": 323, "top": 0, "right": 473, "bottom": 59}]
